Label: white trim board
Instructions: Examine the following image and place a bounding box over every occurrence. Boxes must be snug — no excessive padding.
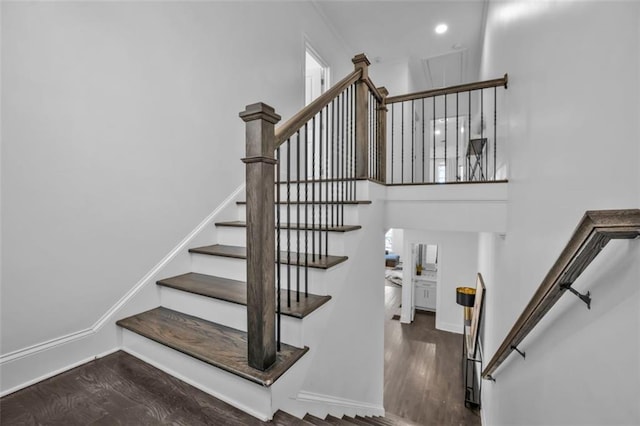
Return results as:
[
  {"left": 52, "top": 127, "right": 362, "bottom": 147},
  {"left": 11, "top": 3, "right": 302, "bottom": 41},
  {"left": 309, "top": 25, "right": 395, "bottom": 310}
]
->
[{"left": 0, "top": 184, "right": 245, "bottom": 395}]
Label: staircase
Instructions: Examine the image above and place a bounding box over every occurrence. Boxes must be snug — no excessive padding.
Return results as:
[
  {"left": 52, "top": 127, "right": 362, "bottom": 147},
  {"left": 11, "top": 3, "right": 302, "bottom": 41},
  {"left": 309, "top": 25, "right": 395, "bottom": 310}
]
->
[
  {"left": 115, "top": 180, "right": 382, "bottom": 421},
  {"left": 115, "top": 53, "right": 390, "bottom": 422}
]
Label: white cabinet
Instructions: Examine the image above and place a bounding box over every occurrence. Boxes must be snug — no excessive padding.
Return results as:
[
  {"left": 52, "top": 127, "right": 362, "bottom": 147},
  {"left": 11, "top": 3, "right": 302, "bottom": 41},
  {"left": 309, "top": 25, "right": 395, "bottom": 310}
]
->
[{"left": 414, "top": 276, "right": 437, "bottom": 311}]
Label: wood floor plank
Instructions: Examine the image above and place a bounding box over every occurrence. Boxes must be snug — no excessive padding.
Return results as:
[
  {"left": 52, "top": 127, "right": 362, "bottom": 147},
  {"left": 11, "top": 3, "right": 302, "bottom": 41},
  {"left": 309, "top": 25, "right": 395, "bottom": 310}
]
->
[
  {"left": 116, "top": 307, "right": 308, "bottom": 387},
  {"left": 189, "top": 244, "right": 348, "bottom": 269},
  {"left": 383, "top": 285, "right": 480, "bottom": 425},
  {"left": 157, "top": 272, "right": 331, "bottom": 319},
  {"left": 0, "top": 351, "right": 265, "bottom": 426}
]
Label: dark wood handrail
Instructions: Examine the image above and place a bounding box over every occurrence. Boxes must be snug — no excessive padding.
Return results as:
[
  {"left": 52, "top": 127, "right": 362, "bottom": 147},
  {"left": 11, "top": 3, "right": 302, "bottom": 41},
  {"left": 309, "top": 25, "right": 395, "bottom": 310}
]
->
[
  {"left": 482, "top": 209, "right": 640, "bottom": 379},
  {"left": 362, "top": 76, "right": 384, "bottom": 103},
  {"left": 275, "top": 69, "right": 362, "bottom": 147},
  {"left": 386, "top": 74, "right": 508, "bottom": 104}
]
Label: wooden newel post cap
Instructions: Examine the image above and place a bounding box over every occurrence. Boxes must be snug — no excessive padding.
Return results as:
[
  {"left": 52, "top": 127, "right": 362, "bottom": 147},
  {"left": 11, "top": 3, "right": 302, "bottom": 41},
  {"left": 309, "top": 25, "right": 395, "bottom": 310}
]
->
[
  {"left": 377, "top": 86, "right": 389, "bottom": 98},
  {"left": 352, "top": 53, "right": 371, "bottom": 67},
  {"left": 239, "top": 102, "right": 281, "bottom": 124},
  {"left": 352, "top": 53, "right": 371, "bottom": 79}
]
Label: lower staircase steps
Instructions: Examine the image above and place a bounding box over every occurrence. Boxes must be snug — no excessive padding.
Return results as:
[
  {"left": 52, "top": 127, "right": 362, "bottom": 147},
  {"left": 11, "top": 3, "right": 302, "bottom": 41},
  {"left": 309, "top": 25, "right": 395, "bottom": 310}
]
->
[
  {"left": 157, "top": 272, "right": 331, "bottom": 318},
  {"left": 189, "top": 244, "right": 348, "bottom": 269},
  {"left": 116, "top": 307, "right": 308, "bottom": 387}
]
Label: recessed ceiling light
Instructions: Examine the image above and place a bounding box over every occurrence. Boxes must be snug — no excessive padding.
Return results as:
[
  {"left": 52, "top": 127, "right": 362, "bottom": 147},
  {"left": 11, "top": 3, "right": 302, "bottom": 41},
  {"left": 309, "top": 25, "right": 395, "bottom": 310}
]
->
[
  {"left": 435, "top": 24, "right": 448, "bottom": 34},
  {"left": 435, "top": 129, "right": 441, "bottom": 135}
]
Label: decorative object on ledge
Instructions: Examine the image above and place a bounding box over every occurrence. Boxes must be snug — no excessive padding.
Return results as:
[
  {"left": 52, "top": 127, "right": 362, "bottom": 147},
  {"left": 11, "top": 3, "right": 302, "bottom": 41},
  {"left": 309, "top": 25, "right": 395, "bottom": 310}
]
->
[
  {"left": 416, "top": 263, "right": 423, "bottom": 276},
  {"left": 456, "top": 286, "right": 476, "bottom": 326}
]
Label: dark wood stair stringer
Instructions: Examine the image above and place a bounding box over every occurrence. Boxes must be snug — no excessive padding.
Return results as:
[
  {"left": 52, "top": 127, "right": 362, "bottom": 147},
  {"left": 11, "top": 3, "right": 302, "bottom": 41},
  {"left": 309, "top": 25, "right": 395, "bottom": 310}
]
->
[
  {"left": 116, "top": 307, "right": 308, "bottom": 387},
  {"left": 157, "top": 272, "right": 331, "bottom": 319}
]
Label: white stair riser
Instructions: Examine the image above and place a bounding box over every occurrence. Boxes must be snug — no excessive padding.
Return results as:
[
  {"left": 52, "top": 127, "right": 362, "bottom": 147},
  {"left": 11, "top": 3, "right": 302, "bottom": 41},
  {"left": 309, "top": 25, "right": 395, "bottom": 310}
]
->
[
  {"left": 237, "top": 204, "right": 362, "bottom": 224},
  {"left": 120, "top": 329, "right": 273, "bottom": 421},
  {"left": 216, "top": 226, "right": 348, "bottom": 255},
  {"left": 159, "top": 286, "right": 304, "bottom": 347},
  {"left": 274, "top": 181, "right": 369, "bottom": 200},
  {"left": 190, "top": 253, "right": 344, "bottom": 295}
]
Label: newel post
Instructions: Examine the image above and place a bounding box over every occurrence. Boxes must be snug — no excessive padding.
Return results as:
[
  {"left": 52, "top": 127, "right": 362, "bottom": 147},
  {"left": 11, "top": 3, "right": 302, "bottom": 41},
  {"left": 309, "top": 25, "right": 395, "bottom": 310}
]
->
[
  {"left": 239, "top": 102, "right": 281, "bottom": 371},
  {"left": 377, "top": 86, "right": 389, "bottom": 183},
  {"left": 352, "top": 53, "right": 370, "bottom": 179}
]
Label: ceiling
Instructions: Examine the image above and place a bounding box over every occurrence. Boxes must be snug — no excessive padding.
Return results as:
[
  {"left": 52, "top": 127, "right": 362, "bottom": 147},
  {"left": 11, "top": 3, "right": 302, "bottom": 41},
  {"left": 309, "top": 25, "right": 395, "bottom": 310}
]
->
[{"left": 313, "top": 0, "right": 488, "bottom": 91}]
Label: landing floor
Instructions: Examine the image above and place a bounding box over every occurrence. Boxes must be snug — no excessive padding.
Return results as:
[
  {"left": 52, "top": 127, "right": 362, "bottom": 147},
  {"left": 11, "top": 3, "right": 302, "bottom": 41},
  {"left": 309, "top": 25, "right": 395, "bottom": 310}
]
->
[{"left": 383, "top": 284, "right": 481, "bottom": 425}]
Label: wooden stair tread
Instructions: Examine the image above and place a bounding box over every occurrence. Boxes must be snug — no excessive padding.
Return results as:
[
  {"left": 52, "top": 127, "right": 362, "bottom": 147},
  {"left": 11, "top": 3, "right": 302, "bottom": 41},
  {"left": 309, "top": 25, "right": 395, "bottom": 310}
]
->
[
  {"left": 116, "top": 307, "right": 308, "bottom": 387},
  {"left": 272, "top": 410, "right": 316, "bottom": 425},
  {"left": 325, "top": 415, "right": 346, "bottom": 424},
  {"left": 189, "top": 244, "right": 348, "bottom": 269},
  {"left": 341, "top": 416, "right": 371, "bottom": 425},
  {"left": 304, "top": 414, "right": 332, "bottom": 425},
  {"left": 157, "top": 273, "right": 331, "bottom": 318},
  {"left": 355, "top": 416, "right": 393, "bottom": 426},
  {"left": 237, "top": 200, "right": 371, "bottom": 205},
  {"left": 215, "top": 220, "right": 362, "bottom": 232}
]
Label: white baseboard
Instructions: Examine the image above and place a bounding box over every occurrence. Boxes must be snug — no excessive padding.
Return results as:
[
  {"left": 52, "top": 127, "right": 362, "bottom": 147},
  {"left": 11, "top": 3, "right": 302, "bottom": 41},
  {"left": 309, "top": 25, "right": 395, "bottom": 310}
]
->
[
  {"left": 0, "top": 184, "right": 244, "bottom": 395},
  {"left": 296, "top": 390, "right": 385, "bottom": 417},
  {"left": 0, "top": 347, "right": 119, "bottom": 398},
  {"left": 436, "top": 320, "right": 463, "bottom": 334}
]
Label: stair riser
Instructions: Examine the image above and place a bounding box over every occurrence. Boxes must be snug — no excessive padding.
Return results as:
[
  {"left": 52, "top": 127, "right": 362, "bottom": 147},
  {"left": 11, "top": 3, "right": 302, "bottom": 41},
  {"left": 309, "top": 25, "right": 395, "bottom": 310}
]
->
[
  {"left": 159, "top": 286, "right": 305, "bottom": 347},
  {"left": 190, "top": 253, "right": 344, "bottom": 295},
  {"left": 237, "top": 204, "right": 361, "bottom": 224},
  {"left": 120, "top": 330, "right": 273, "bottom": 421},
  {"left": 216, "top": 226, "right": 347, "bottom": 255},
  {"left": 274, "top": 180, "right": 370, "bottom": 199}
]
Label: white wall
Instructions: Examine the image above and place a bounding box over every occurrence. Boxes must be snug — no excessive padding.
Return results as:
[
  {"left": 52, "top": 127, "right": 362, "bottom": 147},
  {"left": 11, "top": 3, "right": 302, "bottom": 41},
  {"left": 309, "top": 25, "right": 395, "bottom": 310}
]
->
[
  {"left": 401, "top": 230, "right": 478, "bottom": 333},
  {"left": 479, "top": 1, "right": 640, "bottom": 424},
  {"left": 1, "top": 1, "right": 351, "bottom": 356}
]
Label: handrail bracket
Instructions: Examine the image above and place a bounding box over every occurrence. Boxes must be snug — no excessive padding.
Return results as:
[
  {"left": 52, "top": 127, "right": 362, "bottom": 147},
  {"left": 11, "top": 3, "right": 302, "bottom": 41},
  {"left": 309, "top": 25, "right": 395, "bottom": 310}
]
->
[
  {"left": 510, "top": 345, "right": 526, "bottom": 359},
  {"left": 559, "top": 283, "right": 592, "bottom": 309}
]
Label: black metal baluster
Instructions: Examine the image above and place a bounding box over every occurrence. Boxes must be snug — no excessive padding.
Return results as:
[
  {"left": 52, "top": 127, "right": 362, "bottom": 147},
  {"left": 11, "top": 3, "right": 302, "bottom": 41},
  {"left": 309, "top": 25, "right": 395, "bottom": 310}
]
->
[
  {"left": 275, "top": 146, "right": 281, "bottom": 351},
  {"left": 286, "top": 137, "right": 291, "bottom": 308},
  {"left": 341, "top": 91, "right": 345, "bottom": 226},
  {"left": 411, "top": 100, "right": 414, "bottom": 183},
  {"left": 331, "top": 99, "right": 336, "bottom": 228},
  {"left": 318, "top": 108, "right": 323, "bottom": 261},
  {"left": 422, "top": 98, "right": 425, "bottom": 182},
  {"left": 432, "top": 96, "right": 436, "bottom": 182},
  {"left": 391, "top": 103, "right": 394, "bottom": 183},
  {"left": 494, "top": 86, "right": 497, "bottom": 181},
  {"left": 456, "top": 92, "right": 459, "bottom": 181},
  {"left": 296, "top": 130, "right": 301, "bottom": 302},
  {"left": 481, "top": 89, "right": 486, "bottom": 180},
  {"left": 444, "top": 95, "right": 447, "bottom": 182},
  {"left": 323, "top": 106, "right": 331, "bottom": 259},
  {"left": 311, "top": 116, "right": 316, "bottom": 263},
  {"left": 401, "top": 102, "right": 404, "bottom": 183},
  {"left": 304, "top": 123, "right": 309, "bottom": 297},
  {"left": 468, "top": 91, "right": 471, "bottom": 181}
]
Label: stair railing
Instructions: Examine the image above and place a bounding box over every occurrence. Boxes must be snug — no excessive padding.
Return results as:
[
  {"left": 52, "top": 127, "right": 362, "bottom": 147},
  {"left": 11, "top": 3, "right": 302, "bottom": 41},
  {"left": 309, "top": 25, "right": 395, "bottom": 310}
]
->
[
  {"left": 482, "top": 209, "right": 640, "bottom": 380},
  {"left": 240, "top": 53, "right": 384, "bottom": 370},
  {"left": 385, "top": 75, "right": 508, "bottom": 184}
]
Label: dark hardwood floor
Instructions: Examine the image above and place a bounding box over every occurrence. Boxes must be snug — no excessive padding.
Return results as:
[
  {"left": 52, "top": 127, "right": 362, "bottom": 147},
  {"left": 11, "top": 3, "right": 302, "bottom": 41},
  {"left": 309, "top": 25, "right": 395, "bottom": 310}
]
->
[
  {"left": 383, "top": 284, "right": 480, "bottom": 426},
  {"left": 1, "top": 285, "right": 480, "bottom": 426},
  {"left": 0, "top": 350, "right": 268, "bottom": 426}
]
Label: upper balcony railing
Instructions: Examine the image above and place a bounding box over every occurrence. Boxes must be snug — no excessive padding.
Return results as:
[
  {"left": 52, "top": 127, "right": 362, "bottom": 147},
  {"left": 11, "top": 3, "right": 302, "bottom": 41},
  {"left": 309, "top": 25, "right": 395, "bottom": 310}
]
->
[{"left": 385, "top": 75, "right": 508, "bottom": 185}]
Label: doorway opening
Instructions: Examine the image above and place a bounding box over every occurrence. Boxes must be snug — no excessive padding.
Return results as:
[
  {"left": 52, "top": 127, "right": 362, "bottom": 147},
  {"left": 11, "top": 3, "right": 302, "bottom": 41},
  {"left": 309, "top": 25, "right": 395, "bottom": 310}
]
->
[{"left": 305, "top": 45, "right": 328, "bottom": 105}]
